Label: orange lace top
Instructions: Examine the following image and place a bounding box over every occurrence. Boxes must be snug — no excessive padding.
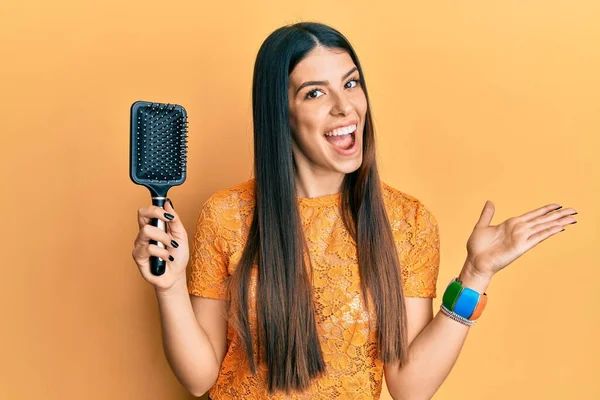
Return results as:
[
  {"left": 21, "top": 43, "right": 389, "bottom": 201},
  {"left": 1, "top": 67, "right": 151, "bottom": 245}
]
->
[{"left": 187, "top": 179, "right": 440, "bottom": 399}]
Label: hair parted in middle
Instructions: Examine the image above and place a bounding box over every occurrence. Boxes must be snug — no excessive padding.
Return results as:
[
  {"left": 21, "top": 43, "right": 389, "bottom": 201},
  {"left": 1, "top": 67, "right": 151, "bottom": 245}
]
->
[{"left": 226, "top": 21, "right": 409, "bottom": 395}]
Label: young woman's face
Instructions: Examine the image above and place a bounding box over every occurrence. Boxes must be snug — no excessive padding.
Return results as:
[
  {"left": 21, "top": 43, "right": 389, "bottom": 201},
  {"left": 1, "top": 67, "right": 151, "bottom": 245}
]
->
[{"left": 288, "top": 46, "right": 367, "bottom": 177}]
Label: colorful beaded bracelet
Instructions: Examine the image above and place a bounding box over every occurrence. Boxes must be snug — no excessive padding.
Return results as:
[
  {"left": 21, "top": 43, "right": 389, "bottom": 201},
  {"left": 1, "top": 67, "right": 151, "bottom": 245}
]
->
[
  {"left": 442, "top": 278, "right": 487, "bottom": 321},
  {"left": 440, "top": 304, "right": 475, "bottom": 326}
]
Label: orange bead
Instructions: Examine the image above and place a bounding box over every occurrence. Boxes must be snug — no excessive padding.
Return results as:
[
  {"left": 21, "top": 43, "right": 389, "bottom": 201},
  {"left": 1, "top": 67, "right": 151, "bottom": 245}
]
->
[{"left": 470, "top": 293, "right": 488, "bottom": 320}]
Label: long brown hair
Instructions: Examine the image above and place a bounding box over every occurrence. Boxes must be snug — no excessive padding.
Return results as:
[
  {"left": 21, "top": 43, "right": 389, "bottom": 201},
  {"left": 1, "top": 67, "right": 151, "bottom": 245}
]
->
[{"left": 227, "top": 22, "right": 408, "bottom": 395}]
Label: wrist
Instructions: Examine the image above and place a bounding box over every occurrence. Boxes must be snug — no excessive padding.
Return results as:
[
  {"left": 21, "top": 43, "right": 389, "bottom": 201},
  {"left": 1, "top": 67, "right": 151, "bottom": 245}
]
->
[
  {"left": 459, "top": 260, "right": 492, "bottom": 293},
  {"left": 154, "top": 277, "right": 188, "bottom": 298}
]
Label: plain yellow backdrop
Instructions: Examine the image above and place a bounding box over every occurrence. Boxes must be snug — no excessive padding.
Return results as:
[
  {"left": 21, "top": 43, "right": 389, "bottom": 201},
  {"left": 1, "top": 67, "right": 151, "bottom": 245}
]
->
[{"left": 1, "top": 0, "right": 598, "bottom": 399}]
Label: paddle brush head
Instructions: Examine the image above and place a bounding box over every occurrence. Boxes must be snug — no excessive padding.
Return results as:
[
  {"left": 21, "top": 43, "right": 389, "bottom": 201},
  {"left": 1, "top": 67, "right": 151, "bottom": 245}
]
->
[{"left": 130, "top": 101, "right": 188, "bottom": 198}]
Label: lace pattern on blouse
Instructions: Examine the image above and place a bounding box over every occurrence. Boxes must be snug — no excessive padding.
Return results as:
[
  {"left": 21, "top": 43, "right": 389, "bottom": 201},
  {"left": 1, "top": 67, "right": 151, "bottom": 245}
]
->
[{"left": 188, "top": 179, "right": 440, "bottom": 399}]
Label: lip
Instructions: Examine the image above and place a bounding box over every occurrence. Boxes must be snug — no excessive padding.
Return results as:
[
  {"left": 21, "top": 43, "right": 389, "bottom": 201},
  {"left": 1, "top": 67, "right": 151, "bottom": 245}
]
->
[
  {"left": 324, "top": 120, "right": 359, "bottom": 135},
  {"left": 324, "top": 123, "right": 360, "bottom": 156}
]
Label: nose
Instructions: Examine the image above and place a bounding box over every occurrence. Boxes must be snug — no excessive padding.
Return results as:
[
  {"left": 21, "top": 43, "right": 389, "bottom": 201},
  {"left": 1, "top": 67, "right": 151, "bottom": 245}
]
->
[{"left": 330, "top": 90, "right": 353, "bottom": 116}]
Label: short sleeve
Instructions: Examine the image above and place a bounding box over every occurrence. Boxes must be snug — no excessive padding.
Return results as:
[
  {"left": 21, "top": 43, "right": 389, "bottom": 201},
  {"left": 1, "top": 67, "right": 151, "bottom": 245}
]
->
[
  {"left": 402, "top": 201, "right": 440, "bottom": 298},
  {"left": 187, "top": 196, "right": 231, "bottom": 300}
]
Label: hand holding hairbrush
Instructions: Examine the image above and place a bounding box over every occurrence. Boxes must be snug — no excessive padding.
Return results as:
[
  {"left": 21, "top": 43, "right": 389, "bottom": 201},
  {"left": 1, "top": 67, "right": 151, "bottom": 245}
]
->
[
  {"left": 131, "top": 198, "right": 191, "bottom": 291},
  {"left": 129, "top": 101, "right": 188, "bottom": 276}
]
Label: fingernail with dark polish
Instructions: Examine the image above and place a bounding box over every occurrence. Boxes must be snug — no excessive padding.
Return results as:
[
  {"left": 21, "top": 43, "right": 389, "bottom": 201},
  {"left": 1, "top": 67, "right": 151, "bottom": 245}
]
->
[
  {"left": 171, "top": 240, "right": 179, "bottom": 248},
  {"left": 570, "top": 221, "right": 577, "bottom": 224},
  {"left": 168, "top": 255, "right": 174, "bottom": 262},
  {"left": 167, "top": 198, "right": 175, "bottom": 209},
  {"left": 560, "top": 228, "right": 565, "bottom": 232},
  {"left": 164, "top": 213, "right": 174, "bottom": 221},
  {"left": 555, "top": 206, "right": 563, "bottom": 210}
]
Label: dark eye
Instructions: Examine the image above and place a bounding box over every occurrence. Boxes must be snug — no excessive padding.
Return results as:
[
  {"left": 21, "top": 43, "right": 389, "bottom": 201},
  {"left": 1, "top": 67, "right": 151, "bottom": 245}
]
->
[
  {"left": 345, "top": 78, "right": 360, "bottom": 89},
  {"left": 306, "top": 89, "right": 325, "bottom": 99}
]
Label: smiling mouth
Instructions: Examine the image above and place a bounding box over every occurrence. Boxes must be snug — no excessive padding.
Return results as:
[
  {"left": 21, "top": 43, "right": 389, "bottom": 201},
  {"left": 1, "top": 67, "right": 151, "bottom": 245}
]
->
[{"left": 324, "top": 124, "right": 357, "bottom": 150}]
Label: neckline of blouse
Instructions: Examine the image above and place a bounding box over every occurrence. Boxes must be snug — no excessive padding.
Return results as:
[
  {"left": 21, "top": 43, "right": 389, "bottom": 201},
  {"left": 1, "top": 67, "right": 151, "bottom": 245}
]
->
[{"left": 296, "top": 192, "right": 341, "bottom": 207}]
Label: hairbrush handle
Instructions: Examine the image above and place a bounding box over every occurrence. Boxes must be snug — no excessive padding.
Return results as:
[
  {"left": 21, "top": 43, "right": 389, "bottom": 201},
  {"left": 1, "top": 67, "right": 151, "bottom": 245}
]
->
[{"left": 150, "top": 197, "right": 168, "bottom": 276}]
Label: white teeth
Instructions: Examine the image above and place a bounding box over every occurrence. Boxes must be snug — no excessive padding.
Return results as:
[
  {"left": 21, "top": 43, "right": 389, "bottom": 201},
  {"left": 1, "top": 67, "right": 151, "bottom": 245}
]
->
[{"left": 324, "top": 124, "right": 357, "bottom": 137}]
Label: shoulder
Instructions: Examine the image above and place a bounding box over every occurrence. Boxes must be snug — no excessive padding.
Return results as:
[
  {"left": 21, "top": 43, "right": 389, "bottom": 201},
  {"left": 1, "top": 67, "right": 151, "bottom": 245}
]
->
[
  {"left": 196, "top": 179, "right": 255, "bottom": 233},
  {"left": 381, "top": 182, "right": 422, "bottom": 208},
  {"left": 381, "top": 181, "right": 430, "bottom": 216},
  {"left": 381, "top": 182, "right": 438, "bottom": 233},
  {"left": 202, "top": 179, "right": 255, "bottom": 212}
]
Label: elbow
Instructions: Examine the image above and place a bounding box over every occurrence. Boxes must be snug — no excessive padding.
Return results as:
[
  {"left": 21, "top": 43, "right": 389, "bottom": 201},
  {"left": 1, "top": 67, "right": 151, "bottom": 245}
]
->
[
  {"left": 185, "top": 366, "right": 219, "bottom": 398},
  {"left": 390, "top": 390, "right": 432, "bottom": 400},
  {"left": 188, "top": 387, "right": 209, "bottom": 398},
  {"left": 390, "top": 385, "right": 439, "bottom": 400},
  {"left": 388, "top": 379, "right": 437, "bottom": 400},
  {"left": 187, "top": 380, "right": 214, "bottom": 398}
]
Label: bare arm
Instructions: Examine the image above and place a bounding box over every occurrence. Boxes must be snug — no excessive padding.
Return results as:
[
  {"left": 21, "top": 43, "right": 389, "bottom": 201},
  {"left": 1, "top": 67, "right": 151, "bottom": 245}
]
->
[
  {"left": 384, "top": 264, "right": 490, "bottom": 400},
  {"left": 155, "top": 278, "right": 228, "bottom": 397},
  {"left": 132, "top": 200, "right": 229, "bottom": 397},
  {"left": 385, "top": 201, "right": 577, "bottom": 399}
]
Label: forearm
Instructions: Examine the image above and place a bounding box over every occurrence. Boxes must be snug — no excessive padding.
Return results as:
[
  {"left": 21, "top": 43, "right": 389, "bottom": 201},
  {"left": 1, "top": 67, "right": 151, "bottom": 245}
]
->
[
  {"left": 386, "top": 262, "right": 492, "bottom": 400},
  {"left": 155, "top": 279, "right": 219, "bottom": 397}
]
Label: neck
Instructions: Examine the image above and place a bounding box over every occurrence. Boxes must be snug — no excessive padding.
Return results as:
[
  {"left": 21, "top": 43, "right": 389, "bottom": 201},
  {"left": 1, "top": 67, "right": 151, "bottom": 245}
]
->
[{"left": 294, "top": 162, "right": 345, "bottom": 198}]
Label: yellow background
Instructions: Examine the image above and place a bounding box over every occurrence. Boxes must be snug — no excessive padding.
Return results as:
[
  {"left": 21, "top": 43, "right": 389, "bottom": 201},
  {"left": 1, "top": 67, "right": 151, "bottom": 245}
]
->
[{"left": 1, "top": 0, "right": 598, "bottom": 399}]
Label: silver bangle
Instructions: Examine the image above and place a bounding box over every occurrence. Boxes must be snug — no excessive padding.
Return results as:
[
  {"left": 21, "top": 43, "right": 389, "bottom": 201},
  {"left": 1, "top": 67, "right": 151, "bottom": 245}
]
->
[{"left": 440, "top": 305, "right": 475, "bottom": 327}]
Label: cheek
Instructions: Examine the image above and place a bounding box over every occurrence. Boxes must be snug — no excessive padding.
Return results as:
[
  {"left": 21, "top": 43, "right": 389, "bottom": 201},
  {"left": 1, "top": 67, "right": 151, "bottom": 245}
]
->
[
  {"left": 291, "top": 117, "right": 318, "bottom": 148},
  {"left": 295, "top": 105, "right": 327, "bottom": 135},
  {"left": 295, "top": 127, "right": 321, "bottom": 149},
  {"left": 356, "top": 93, "right": 368, "bottom": 117},
  {"left": 289, "top": 110, "right": 299, "bottom": 131}
]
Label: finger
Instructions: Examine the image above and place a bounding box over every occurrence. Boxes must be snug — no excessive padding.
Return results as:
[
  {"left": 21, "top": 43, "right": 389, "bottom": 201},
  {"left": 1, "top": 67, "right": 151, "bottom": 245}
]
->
[
  {"left": 147, "top": 243, "right": 174, "bottom": 263},
  {"left": 527, "top": 208, "right": 577, "bottom": 227},
  {"left": 163, "top": 199, "right": 187, "bottom": 241},
  {"left": 516, "top": 203, "right": 562, "bottom": 223},
  {"left": 139, "top": 224, "right": 176, "bottom": 249},
  {"left": 132, "top": 230, "right": 167, "bottom": 263},
  {"left": 475, "top": 200, "right": 495, "bottom": 228},
  {"left": 528, "top": 213, "right": 577, "bottom": 237},
  {"left": 137, "top": 206, "right": 149, "bottom": 230},
  {"left": 134, "top": 243, "right": 173, "bottom": 271},
  {"left": 526, "top": 224, "right": 566, "bottom": 246},
  {"left": 137, "top": 205, "right": 165, "bottom": 229},
  {"left": 166, "top": 197, "right": 175, "bottom": 210},
  {"left": 137, "top": 204, "right": 178, "bottom": 231},
  {"left": 131, "top": 244, "right": 150, "bottom": 265},
  {"left": 137, "top": 246, "right": 175, "bottom": 283}
]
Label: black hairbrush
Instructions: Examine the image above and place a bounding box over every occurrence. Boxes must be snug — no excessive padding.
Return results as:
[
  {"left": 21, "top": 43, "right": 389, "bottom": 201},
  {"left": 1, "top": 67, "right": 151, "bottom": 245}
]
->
[{"left": 129, "top": 100, "right": 188, "bottom": 276}]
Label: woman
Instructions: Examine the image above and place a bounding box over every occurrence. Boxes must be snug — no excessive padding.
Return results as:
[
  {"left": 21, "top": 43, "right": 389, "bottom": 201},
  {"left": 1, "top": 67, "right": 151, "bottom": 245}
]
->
[{"left": 131, "top": 22, "right": 577, "bottom": 399}]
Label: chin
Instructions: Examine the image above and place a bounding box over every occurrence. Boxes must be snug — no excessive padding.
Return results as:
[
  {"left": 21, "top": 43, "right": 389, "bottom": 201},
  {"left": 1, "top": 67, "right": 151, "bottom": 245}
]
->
[{"left": 335, "top": 155, "right": 363, "bottom": 175}]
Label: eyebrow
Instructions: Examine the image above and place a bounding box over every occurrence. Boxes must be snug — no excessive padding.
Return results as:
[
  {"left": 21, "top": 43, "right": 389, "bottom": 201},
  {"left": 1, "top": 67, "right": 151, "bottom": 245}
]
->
[{"left": 295, "top": 66, "right": 359, "bottom": 96}]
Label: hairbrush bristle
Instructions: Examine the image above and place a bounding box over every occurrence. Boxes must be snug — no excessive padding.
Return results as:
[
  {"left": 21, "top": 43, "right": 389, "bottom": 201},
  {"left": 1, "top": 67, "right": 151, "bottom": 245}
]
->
[{"left": 134, "top": 103, "right": 187, "bottom": 182}]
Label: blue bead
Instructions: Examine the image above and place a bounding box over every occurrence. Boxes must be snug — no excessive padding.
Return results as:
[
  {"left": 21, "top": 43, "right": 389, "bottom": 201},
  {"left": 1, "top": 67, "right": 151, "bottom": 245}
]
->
[{"left": 453, "top": 287, "right": 480, "bottom": 319}]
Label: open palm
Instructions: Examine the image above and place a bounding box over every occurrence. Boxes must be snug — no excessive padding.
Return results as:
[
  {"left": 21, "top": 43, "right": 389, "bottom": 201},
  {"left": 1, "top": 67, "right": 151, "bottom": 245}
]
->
[{"left": 465, "top": 201, "right": 577, "bottom": 278}]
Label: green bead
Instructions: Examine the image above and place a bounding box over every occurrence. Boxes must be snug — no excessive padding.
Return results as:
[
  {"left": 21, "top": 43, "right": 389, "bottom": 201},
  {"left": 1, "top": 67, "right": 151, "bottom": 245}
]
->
[{"left": 442, "top": 280, "right": 463, "bottom": 311}]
